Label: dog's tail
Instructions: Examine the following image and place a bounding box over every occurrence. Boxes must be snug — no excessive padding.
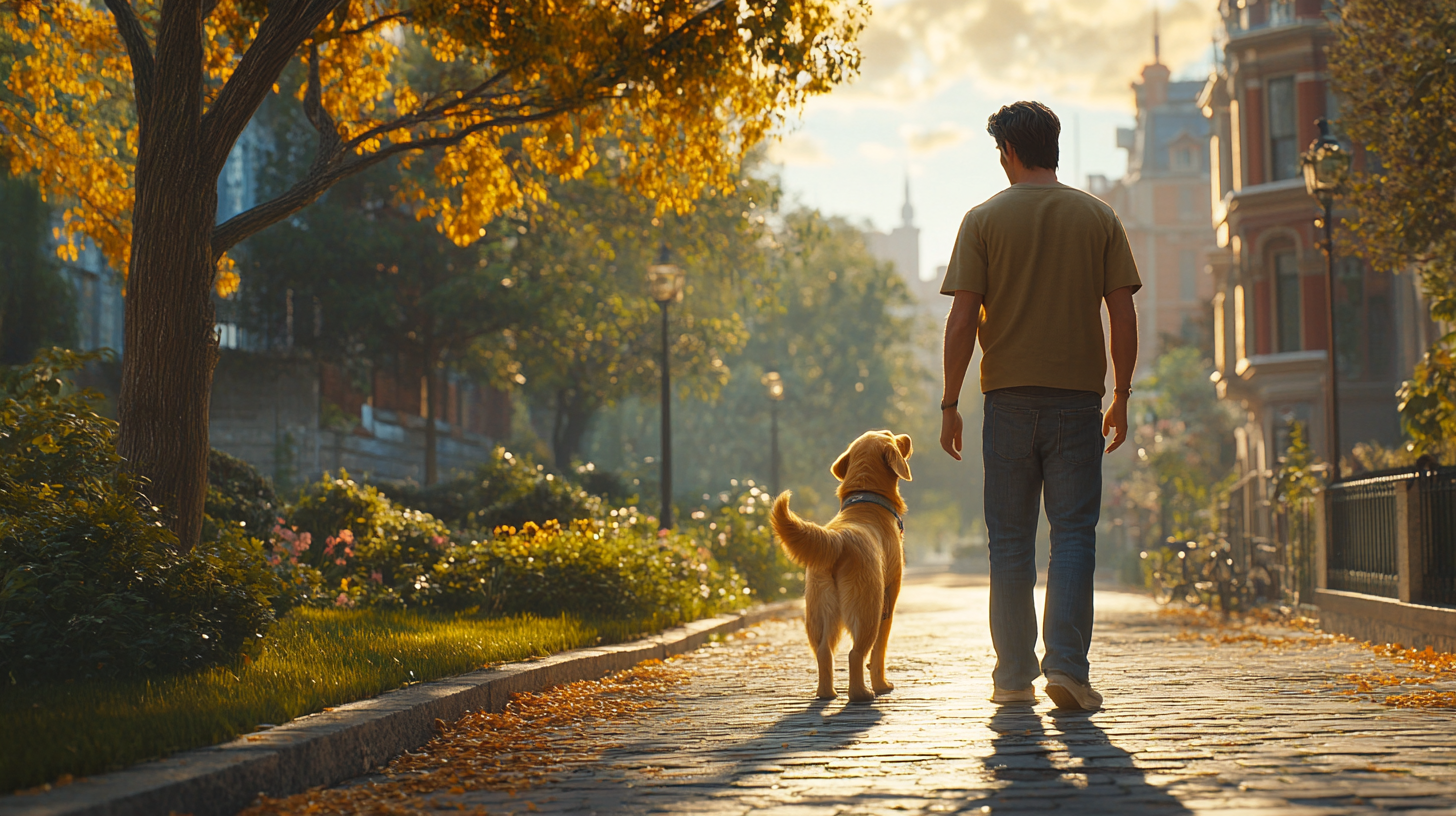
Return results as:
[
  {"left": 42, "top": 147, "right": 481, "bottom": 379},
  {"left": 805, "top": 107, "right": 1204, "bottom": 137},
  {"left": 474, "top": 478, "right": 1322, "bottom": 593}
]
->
[{"left": 771, "top": 490, "right": 843, "bottom": 571}]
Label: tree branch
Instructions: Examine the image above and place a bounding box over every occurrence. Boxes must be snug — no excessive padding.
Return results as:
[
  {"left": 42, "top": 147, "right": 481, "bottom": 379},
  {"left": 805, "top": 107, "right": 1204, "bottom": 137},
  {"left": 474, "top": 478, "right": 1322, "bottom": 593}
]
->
[
  {"left": 303, "top": 42, "right": 343, "bottom": 176},
  {"left": 200, "top": 0, "right": 345, "bottom": 178},
  {"left": 211, "top": 107, "right": 577, "bottom": 258},
  {"left": 102, "top": 0, "right": 155, "bottom": 119}
]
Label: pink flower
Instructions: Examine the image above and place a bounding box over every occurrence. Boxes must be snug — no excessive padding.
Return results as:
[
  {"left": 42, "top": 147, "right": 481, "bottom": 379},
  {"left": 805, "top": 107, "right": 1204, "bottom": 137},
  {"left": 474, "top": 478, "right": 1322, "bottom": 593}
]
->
[
  {"left": 369, "top": 571, "right": 384, "bottom": 584},
  {"left": 344, "top": 546, "right": 354, "bottom": 557},
  {"left": 292, "top": 532, "right": 312, "bottom": 556},
  {"left": 430, "top": 535, "right": 446, "bottom": 547},
  {"left": 657, "top": 528, "right": 670, "bottom": 538},
  {"left": 338, "top": 529, "right": 355, "bottom": 545},
  {"left": 334, "top": 557, "right": 347, "bottom": 566},
  {"left": 323, "top": 536, "right": 337, "bottom": 556},
  {"left": 334, "top": 592, "right": 353, "bottom": 608}
]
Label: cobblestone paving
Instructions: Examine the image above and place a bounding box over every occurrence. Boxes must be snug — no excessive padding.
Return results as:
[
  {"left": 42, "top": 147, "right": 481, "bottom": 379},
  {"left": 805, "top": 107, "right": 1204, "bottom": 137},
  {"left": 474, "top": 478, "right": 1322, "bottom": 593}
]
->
[{"left": 380, "top": 574, "right": 1456, "bottom": 814}]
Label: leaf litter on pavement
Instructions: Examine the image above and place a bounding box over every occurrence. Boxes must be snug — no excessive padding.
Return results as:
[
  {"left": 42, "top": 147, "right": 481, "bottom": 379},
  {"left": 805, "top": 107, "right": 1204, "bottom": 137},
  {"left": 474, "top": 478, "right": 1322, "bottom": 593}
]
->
[
  {"left": 240, "top": 659, "right": 691, "bottom": 815},
  {"left": 1159, "top": 607, "right": 1456, "bottom": 709}
]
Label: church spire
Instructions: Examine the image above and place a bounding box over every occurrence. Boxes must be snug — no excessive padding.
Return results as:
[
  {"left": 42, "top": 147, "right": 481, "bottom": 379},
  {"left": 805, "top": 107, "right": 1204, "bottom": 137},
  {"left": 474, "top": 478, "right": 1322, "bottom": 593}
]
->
[
  {"left": 1153, "top": 6, "right": 1162, "bottom": 64},
  {"left": 900, "top": 174, "right": 914, "bottom": 227}
]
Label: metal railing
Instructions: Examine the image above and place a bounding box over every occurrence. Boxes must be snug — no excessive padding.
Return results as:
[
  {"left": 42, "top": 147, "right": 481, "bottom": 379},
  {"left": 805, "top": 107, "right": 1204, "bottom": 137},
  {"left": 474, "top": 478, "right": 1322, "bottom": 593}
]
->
[
  {"left": 1326, "top": 472, "right": 1402, "bottom": 598},
  {"left": 1419, "top": 467, "right": 1456, "bottom": 606}
]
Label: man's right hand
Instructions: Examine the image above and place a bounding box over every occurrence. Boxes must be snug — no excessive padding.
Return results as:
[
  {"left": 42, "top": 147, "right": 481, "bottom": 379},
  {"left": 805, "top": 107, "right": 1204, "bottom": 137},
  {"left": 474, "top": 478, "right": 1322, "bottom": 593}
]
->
[
  {"left": 1103, "top": 392, "right": 1129, "bottom": 453},
  {"left": 940, "top": 408, "right": 963, "bottom": 461}
]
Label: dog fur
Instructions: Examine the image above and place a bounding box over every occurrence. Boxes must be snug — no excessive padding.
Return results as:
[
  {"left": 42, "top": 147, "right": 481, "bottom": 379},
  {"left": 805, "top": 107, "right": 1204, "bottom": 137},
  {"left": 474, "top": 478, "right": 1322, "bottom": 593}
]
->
[{"left": 771, "top": 430, "right": 913, "bottom": 703}]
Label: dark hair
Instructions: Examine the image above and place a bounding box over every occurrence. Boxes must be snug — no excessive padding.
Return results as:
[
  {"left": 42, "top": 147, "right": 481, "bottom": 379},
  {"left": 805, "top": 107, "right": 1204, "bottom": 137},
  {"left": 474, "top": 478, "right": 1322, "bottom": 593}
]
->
[{"left": 986, "top": 101, "right": 1060, "bottom": 170}]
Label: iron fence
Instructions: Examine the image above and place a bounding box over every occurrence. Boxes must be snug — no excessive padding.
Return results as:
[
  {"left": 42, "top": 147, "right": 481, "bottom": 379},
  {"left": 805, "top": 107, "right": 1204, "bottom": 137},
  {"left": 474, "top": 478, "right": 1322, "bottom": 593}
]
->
[
  {"left": 1326, "top": 473, "right": 1402, "bottom": 598},
  {"left": 1418, "top": 467, "right": 1456, "bottom": 606}
]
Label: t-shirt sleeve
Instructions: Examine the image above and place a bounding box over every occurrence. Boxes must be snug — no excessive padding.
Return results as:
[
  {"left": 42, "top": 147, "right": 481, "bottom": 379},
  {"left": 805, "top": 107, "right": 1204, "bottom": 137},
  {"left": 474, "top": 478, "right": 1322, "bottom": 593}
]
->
[
  {"left": 940, "top": 211, "right": 987, "bottom": 296},
  {"left": 1103, "top": 213, "right": 1142, "bottom": 295}
]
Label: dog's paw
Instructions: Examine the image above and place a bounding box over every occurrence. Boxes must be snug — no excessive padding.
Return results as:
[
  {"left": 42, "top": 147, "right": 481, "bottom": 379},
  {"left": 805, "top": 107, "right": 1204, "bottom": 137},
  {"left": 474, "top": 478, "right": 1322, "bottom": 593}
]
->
[
  {"left": 873, "top": 682, "right": 895, "bottom": 695},
  {"left": 815, "top": 688, "right": 838, "bottom": 701},
  {"left": 848, "top": 686, "right": 876, "bottom": 704}
]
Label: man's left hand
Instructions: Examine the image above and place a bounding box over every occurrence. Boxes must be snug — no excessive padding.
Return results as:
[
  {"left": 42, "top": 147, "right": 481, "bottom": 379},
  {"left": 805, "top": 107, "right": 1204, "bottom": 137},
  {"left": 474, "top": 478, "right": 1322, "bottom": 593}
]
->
[
  {"left": 1103, "top": 393, "right": 1129, "bottom": 453},
  {"left": 940, "top": 408, "right": 963, "bottom": 461}
]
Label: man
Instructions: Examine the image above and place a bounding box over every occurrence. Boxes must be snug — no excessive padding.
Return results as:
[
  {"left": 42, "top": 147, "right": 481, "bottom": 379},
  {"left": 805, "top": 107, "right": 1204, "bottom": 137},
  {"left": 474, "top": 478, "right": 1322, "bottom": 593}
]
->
[{"left": 939, "top": 100, "right": 1140, "bottom": 711}]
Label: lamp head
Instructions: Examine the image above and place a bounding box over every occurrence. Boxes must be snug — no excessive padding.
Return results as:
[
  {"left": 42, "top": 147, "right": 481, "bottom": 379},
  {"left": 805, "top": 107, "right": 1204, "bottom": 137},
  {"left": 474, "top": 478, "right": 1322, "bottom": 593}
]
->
[
  {"left": 646, "top": 244, "right": 685, "bottom": 304},
  {"left": 762, "top": 370, "right": 785, "bottom": 400},
  {"left": 1302, "top": 119, "right": 1351, "bottom": 208}
]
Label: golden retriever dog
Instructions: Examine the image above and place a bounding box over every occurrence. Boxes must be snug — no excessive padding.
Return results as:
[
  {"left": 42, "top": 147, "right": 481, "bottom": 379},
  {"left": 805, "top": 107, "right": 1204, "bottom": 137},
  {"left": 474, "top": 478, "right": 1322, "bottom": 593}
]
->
[{"left": 771, "top": 430, "right": 912, "bottom": 703}]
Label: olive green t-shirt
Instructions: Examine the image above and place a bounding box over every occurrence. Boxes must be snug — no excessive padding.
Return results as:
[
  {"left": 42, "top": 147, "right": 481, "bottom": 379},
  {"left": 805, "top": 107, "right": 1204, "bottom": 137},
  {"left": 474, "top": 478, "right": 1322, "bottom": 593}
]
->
[{"left": 940, "top": 183, "right": 1141, "bottom": 396}]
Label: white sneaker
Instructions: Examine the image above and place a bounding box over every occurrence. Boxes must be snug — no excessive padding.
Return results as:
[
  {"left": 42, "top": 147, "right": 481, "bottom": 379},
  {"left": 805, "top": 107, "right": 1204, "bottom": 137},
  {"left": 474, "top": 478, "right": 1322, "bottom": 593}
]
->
[
  {"left": 989, "top": 686, "right": 1036, "bottom": 704},
  {"left": 1044, "top": 671, "right": 1103, "bottom": 711}
]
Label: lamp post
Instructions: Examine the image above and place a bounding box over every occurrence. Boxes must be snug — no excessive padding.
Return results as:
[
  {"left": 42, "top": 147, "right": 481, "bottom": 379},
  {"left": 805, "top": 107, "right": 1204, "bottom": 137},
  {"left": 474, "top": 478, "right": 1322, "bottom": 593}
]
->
[
  {"left": 646, "top": 246, "right": 686, "bottom": 529},
  {"left": 762, "top": 371, "right": 784, "bottom": 497},
  {"left": 1301, "top": 118, "right": 1353, "bottom": 483}
]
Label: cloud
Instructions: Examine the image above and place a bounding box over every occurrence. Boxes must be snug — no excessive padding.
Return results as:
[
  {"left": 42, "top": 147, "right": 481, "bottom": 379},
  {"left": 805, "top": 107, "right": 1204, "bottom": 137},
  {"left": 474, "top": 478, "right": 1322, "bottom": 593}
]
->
[
  {"left": 833, "top": 0, "right": 1216, "bottom": 111},
  {"left": 858, "top": 141, "right": 900, "bottom": 163},
  {"left": 766, "top": 132, "right": 834, "bottom": 167},
  {"left": 900, "top": 122, "right": 976, "bottom": 155}
]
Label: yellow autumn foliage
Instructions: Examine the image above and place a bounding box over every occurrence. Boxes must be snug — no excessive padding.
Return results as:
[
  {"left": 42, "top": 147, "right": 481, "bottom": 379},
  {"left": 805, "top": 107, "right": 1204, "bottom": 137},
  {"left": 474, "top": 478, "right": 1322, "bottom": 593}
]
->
[{"left": 0, "top": 0, "right": 867, "bottom": 297}]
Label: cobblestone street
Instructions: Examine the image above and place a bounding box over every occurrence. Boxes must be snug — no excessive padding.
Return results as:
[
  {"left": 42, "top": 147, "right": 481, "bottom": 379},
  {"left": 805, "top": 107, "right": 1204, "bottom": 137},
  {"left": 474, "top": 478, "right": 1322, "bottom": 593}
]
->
[{"left": 353, "top": 574, "right": 1456, "bottom": 814}]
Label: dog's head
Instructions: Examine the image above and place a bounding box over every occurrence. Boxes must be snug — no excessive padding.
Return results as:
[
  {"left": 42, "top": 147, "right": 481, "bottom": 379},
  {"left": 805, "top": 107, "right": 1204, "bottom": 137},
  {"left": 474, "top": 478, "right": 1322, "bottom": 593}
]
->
[{"left": 830, "top": 430, "right": 913, "bottom": 504}]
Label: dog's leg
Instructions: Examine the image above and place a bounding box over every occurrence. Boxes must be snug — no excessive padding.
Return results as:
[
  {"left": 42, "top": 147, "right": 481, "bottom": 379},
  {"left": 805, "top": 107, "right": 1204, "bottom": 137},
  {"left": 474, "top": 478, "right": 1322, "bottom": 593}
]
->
[
  {"left": 846, "top": 604, "right": 880, "bottom": 704},
  {"left": 804, "top": 578, "right": 838, "bottom": 700},
  {"left": 871, "top": 566, "right": 901, "bottom": 695}
]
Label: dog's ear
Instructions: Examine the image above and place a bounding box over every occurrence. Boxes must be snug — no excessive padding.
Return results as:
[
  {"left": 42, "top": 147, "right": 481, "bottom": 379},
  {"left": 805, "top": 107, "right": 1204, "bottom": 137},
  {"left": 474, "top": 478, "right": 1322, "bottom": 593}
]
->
[
  {"left": 885, "top": 444, "right": 913, "bottom": 482},
  {"left": 831, "top": 449, "right": 852, "bottom": 481},
  {"left": 895, "top": 433, "right": 913, "bottom": 458}
]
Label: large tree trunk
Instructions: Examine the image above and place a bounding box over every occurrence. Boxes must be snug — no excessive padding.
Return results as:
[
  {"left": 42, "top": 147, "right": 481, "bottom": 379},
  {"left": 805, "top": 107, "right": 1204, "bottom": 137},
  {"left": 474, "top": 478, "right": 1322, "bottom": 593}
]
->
[
  {"left": 115, "top": 2, "right": 218, "bottom": 553},
  {"left": 551, "top": 389, "right": 596, "bottom": 471}
]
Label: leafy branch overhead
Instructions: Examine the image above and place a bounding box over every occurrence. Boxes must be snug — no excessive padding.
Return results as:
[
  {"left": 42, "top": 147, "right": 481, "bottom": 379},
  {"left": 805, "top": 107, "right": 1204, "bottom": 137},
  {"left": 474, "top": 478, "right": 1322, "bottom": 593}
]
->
[{"left": 0, "top": 0, "right": 868, "bottom": 275}]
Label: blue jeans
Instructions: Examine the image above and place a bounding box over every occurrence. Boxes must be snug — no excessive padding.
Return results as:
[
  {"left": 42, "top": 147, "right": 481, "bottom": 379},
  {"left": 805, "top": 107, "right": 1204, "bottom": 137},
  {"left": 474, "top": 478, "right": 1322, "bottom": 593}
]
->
[{"left": 982, "top": 386, "right": 1103, "bottom": 689}]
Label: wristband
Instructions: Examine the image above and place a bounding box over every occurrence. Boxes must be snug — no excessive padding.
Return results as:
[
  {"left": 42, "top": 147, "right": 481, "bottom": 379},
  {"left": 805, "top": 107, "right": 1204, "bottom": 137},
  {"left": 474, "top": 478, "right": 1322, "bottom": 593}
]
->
[
  {"left": 940, "top": 399, "right": 958, "bottom": 411},
  {"left": 1114, "top": 387, "right": 1133, "bottom": 396}
]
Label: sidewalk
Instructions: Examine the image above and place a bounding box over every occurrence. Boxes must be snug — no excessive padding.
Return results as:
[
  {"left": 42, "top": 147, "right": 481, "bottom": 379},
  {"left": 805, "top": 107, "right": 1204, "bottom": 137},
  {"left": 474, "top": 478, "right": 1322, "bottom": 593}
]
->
[{"left": 253, "top": 572, "right": 1456, "bottom": 815}]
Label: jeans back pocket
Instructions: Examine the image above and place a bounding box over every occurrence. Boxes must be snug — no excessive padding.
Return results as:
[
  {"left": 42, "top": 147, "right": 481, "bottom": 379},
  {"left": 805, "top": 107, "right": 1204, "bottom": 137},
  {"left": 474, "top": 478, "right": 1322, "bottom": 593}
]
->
[
  {"left": 1059, "top": 406, "right": 1104, "bottom": 464},
  {"left": 991, "top": 406, "right": 1037, "bottom": 460}
]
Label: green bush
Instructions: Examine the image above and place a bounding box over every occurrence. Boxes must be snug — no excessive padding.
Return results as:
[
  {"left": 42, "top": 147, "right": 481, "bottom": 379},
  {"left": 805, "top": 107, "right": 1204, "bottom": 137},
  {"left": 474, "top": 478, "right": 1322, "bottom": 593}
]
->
[
  {"left": 0, "top": 350, "right": 279, "bottom": 682},
  {"left": 681, "top": 486, "right": 803, "bottom": 599},
  {"left": 379, "top": 448, "right": 605, "bottom": 533},
  {"left": 204, "top": 448, "right": 281, "bottom": 537},
  {"left": 284, "top": 472, "right": 453, "bottom": 607},
  {"left": 431, "top": 519, "right": 751, "bottom": 621}
]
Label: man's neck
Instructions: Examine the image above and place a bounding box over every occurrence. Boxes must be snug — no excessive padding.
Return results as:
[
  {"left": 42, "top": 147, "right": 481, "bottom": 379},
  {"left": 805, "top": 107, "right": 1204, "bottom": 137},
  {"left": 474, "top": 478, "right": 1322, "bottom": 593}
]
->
[{"left": 1010, "top": 168, "right": 1059, "bottom": 185}]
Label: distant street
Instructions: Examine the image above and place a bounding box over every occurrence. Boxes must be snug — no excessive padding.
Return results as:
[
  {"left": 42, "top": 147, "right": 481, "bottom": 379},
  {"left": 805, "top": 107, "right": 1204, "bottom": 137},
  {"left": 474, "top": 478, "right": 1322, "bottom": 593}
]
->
[{"left": 277, "top": 573, "right": 1456, "bottom": 814}]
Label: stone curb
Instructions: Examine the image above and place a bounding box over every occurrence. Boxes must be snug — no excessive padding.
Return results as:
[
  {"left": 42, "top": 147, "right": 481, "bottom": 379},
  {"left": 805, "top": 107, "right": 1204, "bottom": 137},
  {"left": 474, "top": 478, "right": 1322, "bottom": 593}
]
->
[{"left": 2, "top": 600, "right": 804, "bottom": 816}]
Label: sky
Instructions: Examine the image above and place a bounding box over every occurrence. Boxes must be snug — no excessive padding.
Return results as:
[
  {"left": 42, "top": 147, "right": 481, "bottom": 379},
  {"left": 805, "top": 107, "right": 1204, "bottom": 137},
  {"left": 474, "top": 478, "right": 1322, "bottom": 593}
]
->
[{"left": 767, "top": 0, "right": 1222, "bottom": 282}]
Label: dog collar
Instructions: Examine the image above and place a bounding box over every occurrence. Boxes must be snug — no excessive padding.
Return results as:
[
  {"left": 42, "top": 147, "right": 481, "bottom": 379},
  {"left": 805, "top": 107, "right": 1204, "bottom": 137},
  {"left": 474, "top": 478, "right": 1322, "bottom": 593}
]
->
[{"left": 840, "top": 491, "right": 904, "bottom": 532}]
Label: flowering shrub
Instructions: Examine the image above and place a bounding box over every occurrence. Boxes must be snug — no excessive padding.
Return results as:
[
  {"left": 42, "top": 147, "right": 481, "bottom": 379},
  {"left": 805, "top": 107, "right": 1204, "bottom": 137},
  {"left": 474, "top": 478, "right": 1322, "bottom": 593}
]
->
[
  {"left": 285, "top": 473, "right": 453, "bottom": 607},
  {"left": 0, "top": 350, "right": 279, "bottom": 682},
  {"left": 681, "top": 484, "right": 803, "bottom": 599},
  {"left": 431, "top": 519, "right": 751, "bottom": 621},
  {"left": 378, "top": 448, "right": 606, "bottom": 534}
]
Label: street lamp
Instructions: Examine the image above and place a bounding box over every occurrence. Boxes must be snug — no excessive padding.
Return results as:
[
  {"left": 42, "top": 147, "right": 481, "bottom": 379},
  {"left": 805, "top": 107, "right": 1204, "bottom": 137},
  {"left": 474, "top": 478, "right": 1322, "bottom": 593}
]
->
[
  {"left": 762, "top": 371, "right": 784, "bottom": 497},
  {"left": 1301, "top": 118, "right": 1353, "bottom": 483},
  {"left": 646, "top": 245, "right": 686, "bottom": 528}
]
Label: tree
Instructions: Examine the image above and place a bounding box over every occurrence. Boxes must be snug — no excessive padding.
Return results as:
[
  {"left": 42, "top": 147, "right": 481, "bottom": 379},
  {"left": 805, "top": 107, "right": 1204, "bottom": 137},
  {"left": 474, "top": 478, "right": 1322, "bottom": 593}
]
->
[
  {"left": 243, "top": 161, "right": 525, "bottom": 485},
  {"left": 1328, "top": 0, "right": 1456, "bottom": 454},
  {"left": 0, "top": 173, "right": 75, "bottom": 364},
  {"left": 0, "top": 0, "right": 866, "bottom": 549},
  {"left": 497, "top": 157, "right": 770, "bottom": 469}
]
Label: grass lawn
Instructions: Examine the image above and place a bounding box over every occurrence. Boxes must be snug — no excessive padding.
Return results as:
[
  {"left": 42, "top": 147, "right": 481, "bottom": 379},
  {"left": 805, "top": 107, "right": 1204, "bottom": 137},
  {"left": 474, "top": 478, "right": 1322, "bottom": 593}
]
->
[{"left": 2, "top": 608, "right": 672, "bottom": 793}]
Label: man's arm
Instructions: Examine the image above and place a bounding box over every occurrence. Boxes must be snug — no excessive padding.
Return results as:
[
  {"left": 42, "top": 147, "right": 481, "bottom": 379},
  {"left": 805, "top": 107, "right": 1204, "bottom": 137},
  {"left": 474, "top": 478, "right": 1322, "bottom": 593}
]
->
[
  {"left": 940, "top": 290, "right": 983, "bottom": 460},
  {"left": 1103, "top": 285, "right": 1138, "bottom": 453}
]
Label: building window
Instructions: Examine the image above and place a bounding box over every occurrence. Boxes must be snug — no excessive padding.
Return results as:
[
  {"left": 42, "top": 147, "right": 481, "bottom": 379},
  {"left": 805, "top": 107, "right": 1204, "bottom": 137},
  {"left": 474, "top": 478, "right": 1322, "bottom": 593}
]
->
[
  {"left": 1274, "top": 250, "right": 1301, "bottom": 352},
  {"left": 1179, "top": 250, "right": 1198, "bottom": 301},
  {"left": 1268, "top": 77, "right": 1299, "bottom": 181},
  {"left": 1270, "top": 0, "right": 1295, "bottom": 26}
]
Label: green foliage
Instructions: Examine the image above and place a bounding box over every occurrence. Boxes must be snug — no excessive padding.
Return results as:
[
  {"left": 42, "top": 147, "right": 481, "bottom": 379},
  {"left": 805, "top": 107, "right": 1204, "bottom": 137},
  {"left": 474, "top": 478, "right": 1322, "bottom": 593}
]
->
[
  {"left": 681, "top": 487, "right": 803, "bottom": 599},
  {"left": 430, "top": 519, "right": 750, "bottom": 622},
  {"left": 0, "top": 350, "right": 278, "bottom": 682},
  {"left": 1107, "top": 347, "right": 1238, "bottom": 546},
  {"left": 204, "top": 448, "right": 281, "bottom": 538},
  {"left": 283, "top": 473, "right": 452, "bottom": 607},
  {"left": 1330, "top": 0, "right": 1456, "bottom": 451},
  {"left": 1, "top": 607, "right": 653, "bottom": 793},
  {"left": 0, "top": 174, "right": 75, "bottom": 365},
  {"left": 378, "top": 447, "right": 606, "bottom": 534},
  {"left": 1275, "top": 422, "right": 1324, "bottom": 504}
]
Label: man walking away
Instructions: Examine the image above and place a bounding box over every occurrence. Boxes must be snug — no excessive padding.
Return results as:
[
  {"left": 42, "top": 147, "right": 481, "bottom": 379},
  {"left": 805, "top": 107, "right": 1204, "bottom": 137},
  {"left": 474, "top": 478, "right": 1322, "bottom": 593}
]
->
[{"left": 938, "top": 101, "right": 1140, "bottom": 711}]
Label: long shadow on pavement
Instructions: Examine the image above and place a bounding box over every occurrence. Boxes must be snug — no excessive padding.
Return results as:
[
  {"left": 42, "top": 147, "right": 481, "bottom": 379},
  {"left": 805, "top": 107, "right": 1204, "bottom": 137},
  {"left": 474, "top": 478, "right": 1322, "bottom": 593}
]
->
[{"left": 969, "top": 705, "right": 1194, "bottom": 814}]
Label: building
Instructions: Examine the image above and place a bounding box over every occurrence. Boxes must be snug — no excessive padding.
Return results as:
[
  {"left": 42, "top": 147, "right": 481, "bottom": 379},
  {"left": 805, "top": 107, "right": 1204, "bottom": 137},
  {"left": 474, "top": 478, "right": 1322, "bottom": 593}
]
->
[
  {"left": 867, "top": 178, "right": 940, "bottom": 310},
  {"left": 1089, "top": 22, "right": 1220, "bottom": 377},
  {"left": 1199, "top": 0, "right": 1430, "bottom": 543}
]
